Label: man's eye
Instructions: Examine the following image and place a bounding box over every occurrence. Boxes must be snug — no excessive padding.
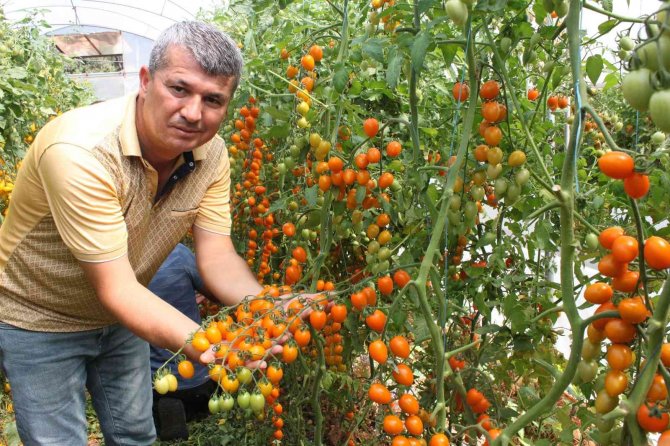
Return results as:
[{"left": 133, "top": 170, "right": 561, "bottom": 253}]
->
[
  {"left": 206, "top": 97, "right": 222, "bottom": 106},
  {"left": 171, "top": 86, "right": 185, "bottom": 93}
]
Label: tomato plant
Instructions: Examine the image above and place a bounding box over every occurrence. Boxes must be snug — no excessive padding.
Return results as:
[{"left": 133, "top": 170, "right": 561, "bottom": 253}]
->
[{"left": 7, "top": 1, "right": 670, "bottom": 445}]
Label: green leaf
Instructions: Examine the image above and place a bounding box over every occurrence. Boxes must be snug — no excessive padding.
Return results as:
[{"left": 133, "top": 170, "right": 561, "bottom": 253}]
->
[
  {"left": 532, "top": 0, "right": 547, "bottom": 24},
  {"left": 439, "top": 44, "right": 459, "bottom": 67},
  {"left": 410, "top": 31, "right": 432, "bottom": 74},
  {"left": 386, "top": 48, "right": 403, "bottom": 90},
  {"left": 264, "top": 106, "right": 290, "bottom": 121},
  {"left": 598, "top": 19, "right": 618, "bottom": 35},
  {"left": 355, "top": 186, "right": 366, "bottom": 204},
  {"left": 6, "top": 67, "right": 28, "bottom": 79},
  {"left": 362, "top": 38, "right": 385, "bottom": 63},
  {"left": 266, "top": 125, "right": 290, "bottom": 139},
  {"left": 600, "top": 0, "right": 613, "bottom": 12},
  {"left": 476, "top": 0, "right": 510, "bottom": 11},
  {"left": 333, "top": 63, "right": 348, "bottom": 93},
  {"left": 476, "top": 324, "right": 503, "bottom": 335},
  {"left": 304, "top": 185, "right": 318, "bottom": 207},
  {"left": 419, "top": 127, "right": 438, "bottom": 137},
  {"left": 418, "top": 0, "right": 435, "bottom": 14},
  {"left": 603, "top": 72, "right": 619, "bottom": 91},
  {"left": 534, "top": 219, "right": 551, "bottom": 250},
  {"left": 585, "top": 55, "right": 603, "bottom": 85}
]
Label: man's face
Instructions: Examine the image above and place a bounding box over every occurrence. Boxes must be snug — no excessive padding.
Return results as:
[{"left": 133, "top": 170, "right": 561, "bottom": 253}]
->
[{"left": 137, "top": 45, "right": 236, "bottom": 161}]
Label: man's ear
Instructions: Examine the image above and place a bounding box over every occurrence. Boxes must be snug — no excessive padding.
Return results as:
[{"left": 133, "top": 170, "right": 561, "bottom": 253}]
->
[{"left": 138, "top": 66, "right": 151, "bottom": 94}]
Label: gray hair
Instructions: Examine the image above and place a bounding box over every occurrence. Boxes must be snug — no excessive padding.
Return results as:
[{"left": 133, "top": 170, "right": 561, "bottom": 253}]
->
[{"left": 149, "top": 21, "right": 243, "bottom": 88}]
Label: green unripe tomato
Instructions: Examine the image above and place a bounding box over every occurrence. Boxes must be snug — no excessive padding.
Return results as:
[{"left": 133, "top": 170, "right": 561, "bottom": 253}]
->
[
  {"left": 448, "top": 210, "right": 461, "bottom": 226},
  {"left": 622, "top": 69, "right": 654, "bottom": 112},
  {"left": 649, "top": 90, "right": 670, "bottom": 132},
  {"left": 515, "top": 168, "right": 530, "bottom": 186},
  {"left": 638, "top": 41, "right": 659, "bottom": 71},
  {"left": 487, "top": 163, "right": 503, "bottom": 179},
  {"left": 367, "top": 240, "right": 380, "bottom": 254},
  {"left": 290, "top": 144, "right": 300, "bottom": 157},
  {"left": 237, "top": 367, "right": 252, "bottom": 385},
  {"left": 208, "top": 396, "right": 221, "bottom": 414},
  {"left": 505, "top": 183, "right": 521, "bottom": 204},
  {"left": 445, "top": 0, "right": 468, "bottom": 27},
  {"left": 471, "top": 185, "right": 485, "bottom": 201},
  {"left": 449, "top": 194, "right": 462, "bottom": 210},
  {"left": 237, "top": 391, "right": 251, "bottom": 409},
  {"left": 619, "top": 36, "right": 634, "bottom": 51},
  {"left": 594, "top": 389, "right": 618, "bottom": 414},
  {"left": 250, "top": 393, "right": 265, "bottom": 412},
  {"left": 651, "top": 130, "right": 666, "bottom": 145},
  {"left": 577, "top": 359, "right": 598, "bottom": 383},
  {"left": 581, "top": 340, "right": 601, "bottom": 361},
  {"left": 555, "top": 0, "right": 568, "bottom": 17},
  {"left": 585, "top": 233, "right": 599, "bottom": 250},
  {"left": 494, "top": 178, "right": 508, "bottom": 196},
  {"left": 464, "top": 201, "right": 478, "bottom": 220},
  {"left": 377, "top": 247, "right": 392, "bottom": 261},
  {"left": 219, "top": 394, "right": 235, "bottom": 411},
  {"left": 500, "top": 37, "right": 512, "bottom": 53},
  {"left": 154, "top": 376, "right": 169, "bottom": 395}
]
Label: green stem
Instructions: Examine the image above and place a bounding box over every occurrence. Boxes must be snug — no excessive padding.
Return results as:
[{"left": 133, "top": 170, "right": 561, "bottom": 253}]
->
[
  {"left": 629, "top": 197, "right": 651, "bottom": 306},
  {"left": 335, "top": 0, "right": 349, "bottom": 64},
  {"left": 525, "top": 200, "right": 560, "bottom": 223},
  {"left": 583, "top": 1, "right": 648, "bottom": 23},
  {"left": 411, "top": 23, "right": 479, "bottom": 433},
  {"left": 583, "top": 104, "right": 637, "bottom": 155},
  {"left": 310, "top": 336, "right": 326, "bottom": 446},
  {"left": 409, "top": 1, "right": 421, "bottom": 164},
  {"left": 496, "top": 1, "right": 585, "bottom": 442}
]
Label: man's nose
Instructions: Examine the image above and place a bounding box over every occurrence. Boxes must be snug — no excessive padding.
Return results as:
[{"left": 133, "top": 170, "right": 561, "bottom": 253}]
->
[{"left": 180, "top": 97, "right": 202, "bottom": 123}]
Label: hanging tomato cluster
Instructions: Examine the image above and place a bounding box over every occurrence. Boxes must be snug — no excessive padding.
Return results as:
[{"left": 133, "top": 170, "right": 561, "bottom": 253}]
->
[
  {"left": 597, "top": 150, "right": 650, "bottom": 200},
  {"left": 578, "top": 224, "right": 670, "bottom": 435},
  {"left": 229, "top": 98, "right": 282, "bottom": 284}
]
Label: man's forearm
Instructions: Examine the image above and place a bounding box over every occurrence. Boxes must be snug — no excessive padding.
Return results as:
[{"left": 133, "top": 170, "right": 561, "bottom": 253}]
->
[{"left": 198, "top": 250, "right": 263, "bottom": 306}]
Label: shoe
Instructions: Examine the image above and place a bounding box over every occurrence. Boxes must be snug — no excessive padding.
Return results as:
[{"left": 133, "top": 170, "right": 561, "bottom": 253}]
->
[{"left": 155, "top": 397, "right": 189, "bottom": 441}]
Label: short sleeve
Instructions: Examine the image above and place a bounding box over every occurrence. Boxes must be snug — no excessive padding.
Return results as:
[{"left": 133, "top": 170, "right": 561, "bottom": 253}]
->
[
  {"left": 39, "top": 143, "right": 128, "bottom": 262},
  {"left": 193, "top": 147, "right": 232, "bottom": 235}
]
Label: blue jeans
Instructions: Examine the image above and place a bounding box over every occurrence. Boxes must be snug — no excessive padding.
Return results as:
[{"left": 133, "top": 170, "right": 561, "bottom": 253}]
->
[{"left": 0, "top": 323, "right": 156, "bottom": 445}]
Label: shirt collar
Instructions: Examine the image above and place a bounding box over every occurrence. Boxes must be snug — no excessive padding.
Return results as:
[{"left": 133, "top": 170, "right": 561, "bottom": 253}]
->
[{"left": 119, "top": 92, "right": 210, "bottom": 160}]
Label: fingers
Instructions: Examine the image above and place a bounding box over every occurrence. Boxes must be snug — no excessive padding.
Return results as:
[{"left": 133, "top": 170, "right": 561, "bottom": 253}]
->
[
  {"left": 244, "top": 359, "right": 267, "bottom": 370},
  {"left": 199, "top": 348, "right": 217, "bottom": 365}
]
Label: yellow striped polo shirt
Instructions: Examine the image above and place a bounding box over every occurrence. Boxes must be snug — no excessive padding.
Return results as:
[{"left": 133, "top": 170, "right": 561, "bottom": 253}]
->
[{"left": 0, "top": 94, "right": 231, "bottom": 331}]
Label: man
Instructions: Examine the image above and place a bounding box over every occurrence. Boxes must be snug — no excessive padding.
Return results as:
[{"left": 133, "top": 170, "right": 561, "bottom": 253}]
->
[
  {"left": 0, "top": 21, "right": 263, "bottom": 445},
  {"left": 148, "top": 243, "right": 216, "bottom": 441}
]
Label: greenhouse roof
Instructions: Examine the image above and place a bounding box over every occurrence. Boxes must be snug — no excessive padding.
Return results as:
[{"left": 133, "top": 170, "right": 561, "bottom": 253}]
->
[{"left": 2, "top": 0, "right": 224, "bottom": 40}]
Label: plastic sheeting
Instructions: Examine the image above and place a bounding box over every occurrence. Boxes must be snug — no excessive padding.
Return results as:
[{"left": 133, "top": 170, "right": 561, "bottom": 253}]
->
[{"left": 3, "top": 0, "right": 223, "bottom": 40}]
